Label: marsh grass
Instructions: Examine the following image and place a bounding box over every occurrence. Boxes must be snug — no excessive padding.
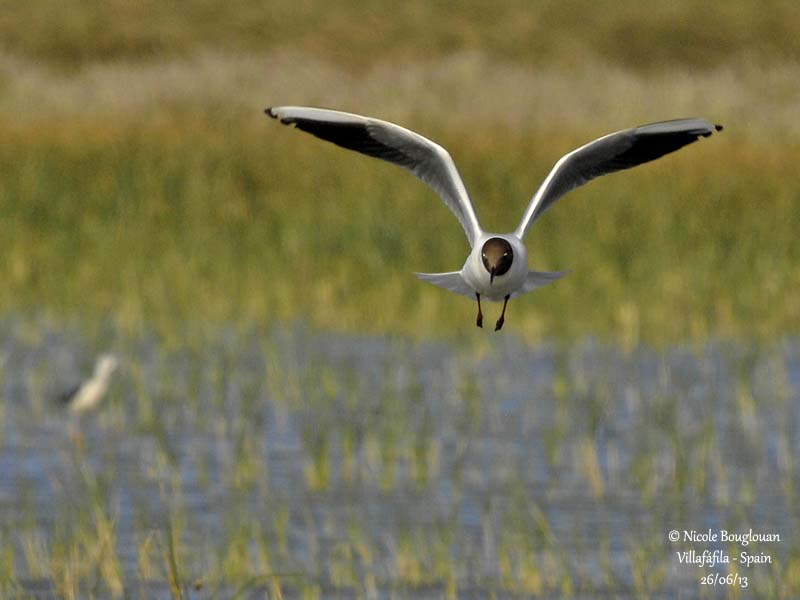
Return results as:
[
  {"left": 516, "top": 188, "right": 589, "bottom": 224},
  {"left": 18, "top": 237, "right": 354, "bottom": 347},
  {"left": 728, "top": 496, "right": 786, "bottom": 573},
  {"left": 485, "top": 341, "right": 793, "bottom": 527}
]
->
[
  {"left": 1, "top": 49, "right": 799, "bottom": 343},
  {"left": 2, "top": 320, "right": 800, "bottom": 596},
  {"left": 2, "top": 0, "right": 799, "bottom": 71}
]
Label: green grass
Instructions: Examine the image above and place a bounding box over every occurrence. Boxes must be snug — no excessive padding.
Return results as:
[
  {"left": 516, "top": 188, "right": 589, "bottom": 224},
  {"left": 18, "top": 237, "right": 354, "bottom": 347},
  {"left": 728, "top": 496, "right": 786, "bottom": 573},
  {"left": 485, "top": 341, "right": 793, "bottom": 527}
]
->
[
  {"left": 1, "top": 106, "right": 799, "bottom": 343},
  {"left": 0, "top": 0, "right": 797, "bottom": 344},
  {"left": 0, "top": 1, "right": 797, "bottom": 344},
  {"left": 1, "top": 0, "right": 798, "bottom": 71}
]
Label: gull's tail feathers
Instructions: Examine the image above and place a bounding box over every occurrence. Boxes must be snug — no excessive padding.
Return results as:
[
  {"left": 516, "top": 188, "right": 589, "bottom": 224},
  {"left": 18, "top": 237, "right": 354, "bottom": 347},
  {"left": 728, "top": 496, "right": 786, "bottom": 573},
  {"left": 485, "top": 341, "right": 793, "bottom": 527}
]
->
[
  {"left": 415, "top": 271, "right": 475, "bottom": 298},
  {"left": 516, "top": 270, "right": 569, "bottom": 296}
]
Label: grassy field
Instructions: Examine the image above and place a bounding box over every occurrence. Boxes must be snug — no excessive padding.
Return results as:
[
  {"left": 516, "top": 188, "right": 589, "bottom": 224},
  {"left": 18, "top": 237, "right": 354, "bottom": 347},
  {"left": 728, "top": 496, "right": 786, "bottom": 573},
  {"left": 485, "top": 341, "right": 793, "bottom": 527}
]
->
[
  {"left": 1, "top": 42, "right": 799, "bottom": 343},
  {"left": 1, "top": 0, "right": 798, "bottom": 70},
  {"left": 1, "top": 3, "right": 800, "bottom": 343}
]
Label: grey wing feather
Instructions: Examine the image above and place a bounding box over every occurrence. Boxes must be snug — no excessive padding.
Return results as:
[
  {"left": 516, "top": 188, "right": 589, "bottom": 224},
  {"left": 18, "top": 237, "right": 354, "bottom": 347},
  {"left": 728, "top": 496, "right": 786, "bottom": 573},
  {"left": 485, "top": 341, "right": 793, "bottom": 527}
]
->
[
  {"left": 516, "top": 270, "right": 568, "bottom": 296},
  {"left": 415, "top": 271, "right": 475, "bottom": 298},
  {"left": 515, "top": 119, "right": 722, "bottom": 239},
  {"left": 267, "top": 106, "right": 483, "bottom": 246}
]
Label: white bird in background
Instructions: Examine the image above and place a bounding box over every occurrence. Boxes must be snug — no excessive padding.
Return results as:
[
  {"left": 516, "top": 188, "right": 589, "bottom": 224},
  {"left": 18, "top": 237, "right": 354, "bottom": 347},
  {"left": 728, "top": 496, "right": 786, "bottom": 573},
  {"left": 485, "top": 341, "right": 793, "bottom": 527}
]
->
[
  {"left": 59, "top": 353, "right": 118, "bottom": 414},
  {"left": 266, "top": 106, "right": 722, "bottom": 331}
]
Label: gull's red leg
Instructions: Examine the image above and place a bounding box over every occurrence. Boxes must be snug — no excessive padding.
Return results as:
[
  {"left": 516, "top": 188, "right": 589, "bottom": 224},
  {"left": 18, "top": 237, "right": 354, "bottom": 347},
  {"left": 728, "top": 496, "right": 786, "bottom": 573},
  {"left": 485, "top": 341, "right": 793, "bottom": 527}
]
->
[
  {"left": 475, "top": 293, "right": 483, "bottom": 328},
  {"left": 495, "top": 294, "right": 510, "bottom": 331}
]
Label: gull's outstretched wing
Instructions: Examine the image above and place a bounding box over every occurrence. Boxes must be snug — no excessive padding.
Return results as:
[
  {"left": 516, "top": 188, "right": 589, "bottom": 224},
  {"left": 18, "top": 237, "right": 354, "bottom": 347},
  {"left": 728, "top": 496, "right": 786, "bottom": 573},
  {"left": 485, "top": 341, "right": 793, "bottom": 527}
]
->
[
  {"left": 267, "top": 106, "right": 483, "bottom": 246},
  {"left": 515, "top": 270, "right": 569, "bottom": 297},
  {"left": 415, "top": 271, "right": 475, "bottom": 298},
  {"left": 515, "top": 119, "right": 722, "bottom": 239}
]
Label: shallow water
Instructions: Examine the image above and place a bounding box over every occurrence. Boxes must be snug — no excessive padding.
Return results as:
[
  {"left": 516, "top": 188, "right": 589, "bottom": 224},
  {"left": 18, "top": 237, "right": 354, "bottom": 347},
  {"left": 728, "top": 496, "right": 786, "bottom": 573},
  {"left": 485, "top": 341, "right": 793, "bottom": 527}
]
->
[{"left": 0, "top": 319, "right": 797, "bottom": 598}]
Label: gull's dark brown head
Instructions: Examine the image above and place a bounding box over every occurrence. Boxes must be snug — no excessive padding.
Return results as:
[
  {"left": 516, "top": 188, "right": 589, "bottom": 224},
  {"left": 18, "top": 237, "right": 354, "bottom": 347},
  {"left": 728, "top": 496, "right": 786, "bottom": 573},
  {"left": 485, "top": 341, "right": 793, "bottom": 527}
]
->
[{"left": 481, "top": 237, "right": 513, "bottom": 284}]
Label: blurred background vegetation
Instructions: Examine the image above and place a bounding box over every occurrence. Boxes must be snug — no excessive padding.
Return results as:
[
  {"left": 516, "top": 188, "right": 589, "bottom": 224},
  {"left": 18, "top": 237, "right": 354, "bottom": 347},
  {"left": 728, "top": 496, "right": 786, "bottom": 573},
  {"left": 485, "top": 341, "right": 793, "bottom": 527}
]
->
[{"left": 1, "top": 0, "right": 798, "bottom": 343}]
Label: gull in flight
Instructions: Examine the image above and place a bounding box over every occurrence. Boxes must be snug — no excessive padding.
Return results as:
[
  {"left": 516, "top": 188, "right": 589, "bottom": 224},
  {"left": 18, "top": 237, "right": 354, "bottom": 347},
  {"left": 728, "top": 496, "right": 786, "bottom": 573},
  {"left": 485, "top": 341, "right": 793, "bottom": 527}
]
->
[{"left": 266, "top": 107, "right": 721, "bottom": 330}]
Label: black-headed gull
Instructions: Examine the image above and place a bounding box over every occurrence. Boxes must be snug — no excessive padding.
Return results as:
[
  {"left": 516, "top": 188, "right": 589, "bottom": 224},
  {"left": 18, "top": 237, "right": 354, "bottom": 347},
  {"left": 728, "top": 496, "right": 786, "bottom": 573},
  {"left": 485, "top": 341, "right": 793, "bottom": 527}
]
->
[{"left": 267, "top": 107, "right": 721, "bottom": 330}]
